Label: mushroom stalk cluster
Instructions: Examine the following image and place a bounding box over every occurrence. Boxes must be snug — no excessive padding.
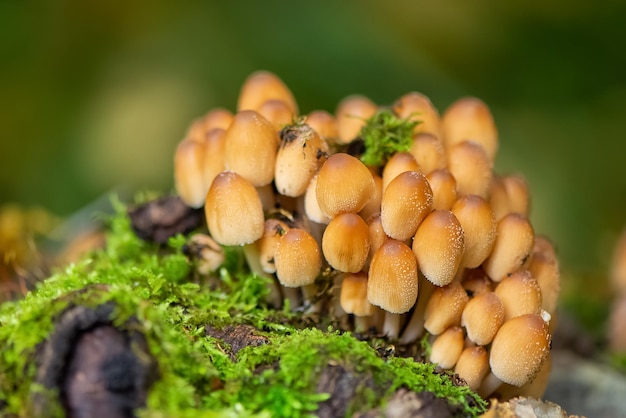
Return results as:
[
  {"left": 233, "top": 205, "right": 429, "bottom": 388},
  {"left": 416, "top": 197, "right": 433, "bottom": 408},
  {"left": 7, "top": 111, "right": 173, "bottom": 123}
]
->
[{"left": 173, "top": 71, "right": 560, "bottom": 400}]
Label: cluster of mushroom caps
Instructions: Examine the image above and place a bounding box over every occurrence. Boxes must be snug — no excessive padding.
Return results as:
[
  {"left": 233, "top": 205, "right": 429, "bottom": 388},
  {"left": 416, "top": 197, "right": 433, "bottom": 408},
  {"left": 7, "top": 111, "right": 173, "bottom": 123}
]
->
[{"left": 174, "top": 71, "right": 560, "bottom": 400}]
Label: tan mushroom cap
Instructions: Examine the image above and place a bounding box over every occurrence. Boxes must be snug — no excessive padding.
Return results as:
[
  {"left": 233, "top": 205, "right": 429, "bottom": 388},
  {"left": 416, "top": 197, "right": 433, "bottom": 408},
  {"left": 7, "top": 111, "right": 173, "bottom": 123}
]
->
[
  {"left": 490, "top": 313, "right": 551, "bottom": 387},
  {"left": 381, "top": 171, "right": 433, "bottom": 241},
  {"left": 322, "top": 213, "right": 370, "bottom": 273},
  {"left": 274, "top": 124, "right": 328, "bottom": 197},
  {"left": 340, "top": 271, "right": 373, "bottom": 316},
  {"left": 483, "top": 213, "right": 535, "bottom": 282},
  {"left": 412, "top": 210, "right": 465, "bottom": 287},
  {"left": 305, "top": 110, "right": 338, "bottom": 140},
  {"left": 335, "top": 95, "right": 378, "bottom": 145},
  {"left": 409, "top": 133, "right": 447, "bottom": 175},
  {"left": 237, "top": 70, "right": 298, "bottom": 115},
  {"left": 274, "top": 228, "right": 322, "bottom": 288},
  {"left": 381, "top": 152, "right": 420, "bottom": 191},
  {"left": 174, "top": 138, "right": 206, "bottom": 208},
  {"left": 201, "top": 128, "right": 227, "bottom": 191},
  {"left": 489, "top": 175, "right": 530, "bottom": 221},
  {"left": 358, "top": 174, "right": 383, "bottom": 222},
  {"left": 447, "top": 140, "right": 493, "bottom": 198},
  {"left": 495, "top": 270, "right": 542, "bottom": 321},
  {"left": 424, "top": 281, "right": 469, "bottom": 335},
  {"left": 258, "top": 99, "right": 294, "bottom": 129},
  {"left": 316, "top": 153, "right": 375, "bottom": 218},
  {"left": 224, "top": 110, "right": 279, "bottom": 187},
  {"left": 451, "top": 194, "right": 496, "bottom": 269},
  {"left": 529, "top": 244, "right": 560, "bottom": 315},
  {"left": 429, "top": 326, "right": 464, "bottom": 369},
  {"left": 186, "top": 108, "right": 234, "bottom": 143},
  {"left": 304, "top": 173, "right": 331, "bottom": 224},
  {"left": 461, "top": 291, "right": 505, "bottom": 345},
  {"left": 392, "top": 92, "right": 442, "bottom": 138},
  {"left": 455, "top": 346, "right": 490, "bottom": 391},
  {"left": 367, "top": 239, "right": 419, "bottom": 314},
  {"left": 426, "top": 169, "right": 458, "bottom": 211},
  {"left": 441, "top": 97, "right": 498, "bottom": 161},
  {"left": 258, "top": 219, "right": 290, "bottom": 274},
  {"left": 205, "top": 171, "right": 265, "bottom": 246}
]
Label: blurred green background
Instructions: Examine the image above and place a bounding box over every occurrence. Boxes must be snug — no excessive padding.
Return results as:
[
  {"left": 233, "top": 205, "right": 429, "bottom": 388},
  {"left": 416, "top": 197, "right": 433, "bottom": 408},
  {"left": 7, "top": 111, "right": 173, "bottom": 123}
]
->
[{"left": 1, "top": 2, "right": 625, "bottom": 293}]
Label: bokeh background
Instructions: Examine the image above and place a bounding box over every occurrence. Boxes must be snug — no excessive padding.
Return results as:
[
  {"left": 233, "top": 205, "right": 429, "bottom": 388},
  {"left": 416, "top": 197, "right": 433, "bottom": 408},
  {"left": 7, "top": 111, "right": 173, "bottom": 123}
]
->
[{"left": 1, "top": 2, "right": 625, "bottom": 330}]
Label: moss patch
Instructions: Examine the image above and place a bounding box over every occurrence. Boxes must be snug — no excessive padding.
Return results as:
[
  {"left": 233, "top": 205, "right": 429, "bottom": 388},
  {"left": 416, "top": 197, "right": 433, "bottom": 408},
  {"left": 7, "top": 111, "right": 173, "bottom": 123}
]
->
[
  {"left": 0, "top": 200, "right": 486, "bottom": 417},
  {"left": 359, "top": 109, "right": 418, "bottom": 167}
]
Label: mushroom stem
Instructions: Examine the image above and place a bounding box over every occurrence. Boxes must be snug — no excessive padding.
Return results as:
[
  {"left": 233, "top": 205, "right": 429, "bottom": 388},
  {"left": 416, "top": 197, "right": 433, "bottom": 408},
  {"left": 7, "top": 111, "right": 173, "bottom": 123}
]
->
[
  {"left": 242, "top": 244, "right": 283, "bottom": 308},
  {"left": 478, "top": 372, "right": 504, "bottom": 399},
  {"left": 399, "top": 277, "right": 435, "bottom": 344},
  {"left": 354, "top": 315, "right": 371, "bottom": 334},
  {"left": 281, "top": 286, "right": 301, "bottom": 311},
  {"left": 301, "top": 283, "right": 324, "bottom": 313},
  {"left": 383, "top": 312, "right": 402, "bottom": 339}
]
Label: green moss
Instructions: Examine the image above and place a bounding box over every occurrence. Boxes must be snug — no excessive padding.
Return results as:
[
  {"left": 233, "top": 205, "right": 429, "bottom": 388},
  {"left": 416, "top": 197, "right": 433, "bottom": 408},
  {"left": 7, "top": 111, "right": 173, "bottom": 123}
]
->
[
  {"left": 0, "top": 201, "right": 486, "bottom": 417},
  {"left": 359, "top": 109, "right": 418, "bottom": 166}
]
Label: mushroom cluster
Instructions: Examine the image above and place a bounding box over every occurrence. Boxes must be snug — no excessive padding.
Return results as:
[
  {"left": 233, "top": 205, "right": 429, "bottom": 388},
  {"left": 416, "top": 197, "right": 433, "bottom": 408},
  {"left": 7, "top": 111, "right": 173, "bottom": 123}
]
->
[{"left": 173, "top": 71, "right": 560, "bottom": 400}]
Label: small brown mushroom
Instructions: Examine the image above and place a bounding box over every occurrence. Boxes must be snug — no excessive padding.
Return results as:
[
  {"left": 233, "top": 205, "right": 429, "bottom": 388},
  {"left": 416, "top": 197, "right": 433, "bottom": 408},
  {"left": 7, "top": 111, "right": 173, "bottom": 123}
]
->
[
  {"left": 429, "top": 326, "right": 464, "bottom": 369},
  {"left": 461, "top": 291, "right": 504, "bottom": 345},
  {"left": 412, "top": 210, "right": 465, "bottom": 287},
  {"left": 204, "top": 171, "right": 265, "bottom": 246},
  {"left": 483, "top": 213, "right": 535, "bottom": 282},
  {"left": 381, "top": 171, "right": 433, "bottom": 241},
  {"left": 322, "top": 213, "right": 370, "bottom": 273},
  {"left": 441, "top": 97, "right": 498, "bottom": 161},
  {"left": 237, "top": 70, "right": 298, "bottom": 115},
  {"left": 392, "top": 92, "right": 442, "bottom": 139},
  {"left": 446, "top": 140, "right": 493, "bottom": 198},
  {"left": 316, "top": 153, "right": 375, "bottom": 218},
  {"left": 451, "top": 194, "right": 496, "bottom": 269},
  {"left": 174, "top": 138, "right": 206, "bottom": 208},
  {"left": 274, "top": 228, "right": 322, "bottom": 288},
  {"left": 224, "top": 110, "right": 279, "bottom": 187},
  {"left": 335, "top": 95, "right": 377, "bottom": 144},
  {"left": 489, "top": 313, "right": 551, "bottom": 387},
  {"left": 455, "top": 346, "right": 490, "bottom": 391},
  {"left": 423, "top": 281, "right": 469, "bottom": 335}
]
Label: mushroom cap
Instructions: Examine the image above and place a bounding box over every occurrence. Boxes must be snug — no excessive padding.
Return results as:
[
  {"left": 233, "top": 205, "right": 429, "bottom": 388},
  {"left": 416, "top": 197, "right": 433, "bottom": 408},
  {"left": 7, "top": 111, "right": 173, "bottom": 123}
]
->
[
  {"left": 201, "top": 128, "right": 227, "bottom": 191},
  {"left": 275, "top": 124, "right": 328, "bottom": 197},
  {"left": 174, "top": 138, "right": 206, "bottom": 208},
  {"left": 392, "top": 92, "right": 442, "bottom": 139},
  {"left": 494, "top": 269, "right": 542, "bottom": 321},
  {"left": 305, "top": 110, "right": 338, "bottom": 140},
  {"left": 426, "top": 169, "right": 458, "bottom": 211},
  {"left": 237, "top": 70, "right": 298, "bottom": 115},
  {"left": 441, "top": 97, "right": 498, "bottom": 161},
  {"left": 205, "top": 171, "right": 265, "bottom": 246},
  {"left": 461, "top": 291, "right": 505, "bottom": 345},
  {"left": 340, "top": 271, "right": 373, "bottom": 316},
  {"left": 367, "top": 239, "right": 419, "bottom": 314},
  {"left": 335, "top": 95, "right": 377, "bottom": 144},
  {"left": 258, "top": 219, "right": 290, "bottom": 274},
  {"left": 429, "top": 326, "right": 465, "bottom": 369},
  {"left": 489, "top": 313, "right": 551, "bottom": 387},
  {"left": 451, "top": 194, "right": 497, "bottom": 269},
  {"left": 409, "top": 133, "right": 447, "bottom": 175},
  {"left": 381, "top": 152, "right": 420, "bottom": 191},
  {"left": 258, "top": 99, "right": 294, "bottom": 129},
  {"left": 224, "top": 110, "right": 279, "bottom": 187},
  {"left": 455, "top": 346, "right": 490, "bottom": 391},
  {"left": 424, "top": 281, "right": 469, "bottom": 335},
  {"left": 274, "top": 228, "right": 322, "bottom": 287},
  {"left": 483, "top": 213, "right": 535, "bottom": 282},
  {"left": 446, "top": 140, "right": 493, "bottom": 198},
  {"left": 316, "top": 153, "right": 375, "bottom": 218},
  {"left": 412, "top": 210, "right": 465, "bottom": 287},
  {"left": 381, "top": 171, "right": 433, "bottom": 241},
  {"left": 322, "top": 213, "right": 370, "bottom": 273}
]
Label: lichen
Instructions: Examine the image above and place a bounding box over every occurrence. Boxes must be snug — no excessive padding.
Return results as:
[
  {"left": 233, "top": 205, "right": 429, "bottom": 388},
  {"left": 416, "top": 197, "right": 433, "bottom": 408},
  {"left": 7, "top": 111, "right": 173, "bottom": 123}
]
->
[
  {"left": 0, "top": 199, "right": 486, "bottom": 417},
  {"left": 359, "top": 109, "right": 418, "bottom": 167}
]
